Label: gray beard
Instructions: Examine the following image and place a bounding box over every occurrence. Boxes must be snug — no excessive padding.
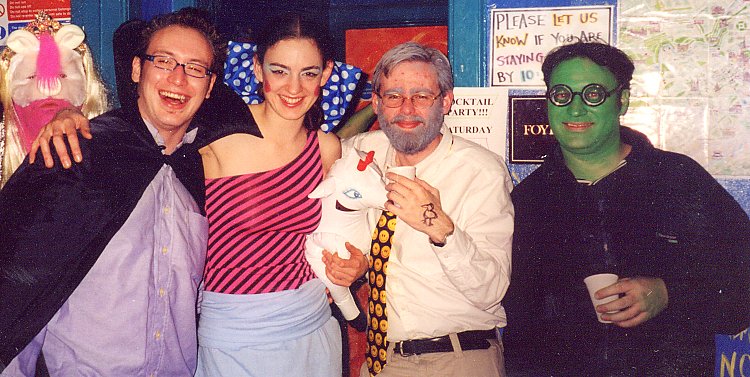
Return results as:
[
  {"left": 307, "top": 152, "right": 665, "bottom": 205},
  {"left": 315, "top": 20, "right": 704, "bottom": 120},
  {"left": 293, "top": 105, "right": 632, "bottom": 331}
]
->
[{"left": 378, "top": 109, "right": 443, "bottom": 155}]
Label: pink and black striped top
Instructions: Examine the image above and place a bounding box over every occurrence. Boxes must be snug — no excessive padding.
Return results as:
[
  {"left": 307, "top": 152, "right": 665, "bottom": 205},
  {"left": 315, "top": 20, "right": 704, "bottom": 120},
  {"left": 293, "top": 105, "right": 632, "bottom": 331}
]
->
[{"left": 203, "top": 131, "right": 322, "bottom": 294}]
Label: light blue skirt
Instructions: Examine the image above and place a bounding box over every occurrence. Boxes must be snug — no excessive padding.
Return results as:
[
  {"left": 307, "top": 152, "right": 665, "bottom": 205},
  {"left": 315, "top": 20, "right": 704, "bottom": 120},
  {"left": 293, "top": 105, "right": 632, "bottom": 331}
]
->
[{"left": 195, "top": 279, "right": 342, "bottom": 377}]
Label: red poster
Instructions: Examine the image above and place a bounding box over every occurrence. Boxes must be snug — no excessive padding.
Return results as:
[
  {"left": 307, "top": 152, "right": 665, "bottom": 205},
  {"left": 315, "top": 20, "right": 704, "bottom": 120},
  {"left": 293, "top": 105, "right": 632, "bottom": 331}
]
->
[
  {"left": 345, "top": 25, "right": 448, "bottom": 78},
  {"left": 8, "top": 0, "right": 71, "bottom": 21}
]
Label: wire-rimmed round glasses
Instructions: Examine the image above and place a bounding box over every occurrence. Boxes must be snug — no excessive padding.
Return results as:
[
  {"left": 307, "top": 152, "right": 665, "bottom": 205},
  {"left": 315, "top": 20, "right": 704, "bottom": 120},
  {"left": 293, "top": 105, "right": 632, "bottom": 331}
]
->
[{"left": 376, "top": 92, "right": 442, "bottom": 108}]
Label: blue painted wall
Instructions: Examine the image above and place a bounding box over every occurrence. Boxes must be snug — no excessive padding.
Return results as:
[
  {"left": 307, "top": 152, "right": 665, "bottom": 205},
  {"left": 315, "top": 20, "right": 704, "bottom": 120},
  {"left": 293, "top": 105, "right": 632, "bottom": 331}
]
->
[
  {"left": 71, "top": 0, "right": 129, "bottom": 102},
  {"left": 70, "top": 0, "right": 198, "bottom": 105}
]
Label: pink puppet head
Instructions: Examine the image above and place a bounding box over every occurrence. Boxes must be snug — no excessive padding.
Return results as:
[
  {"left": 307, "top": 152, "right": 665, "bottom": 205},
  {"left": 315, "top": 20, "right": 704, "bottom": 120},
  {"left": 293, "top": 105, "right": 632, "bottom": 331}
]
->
[
  {"left": 0, "top": 12, "right": 108, "bottom": 187},
  {"left": 5, "top": 16, "right": 87, "bottom": 150}
]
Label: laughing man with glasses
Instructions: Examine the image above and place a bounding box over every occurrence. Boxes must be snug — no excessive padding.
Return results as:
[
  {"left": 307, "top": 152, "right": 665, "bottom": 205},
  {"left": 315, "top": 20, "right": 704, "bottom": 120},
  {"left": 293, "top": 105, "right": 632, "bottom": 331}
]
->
[{"left": 0, "top": 9, "right": 261, "bottom": 376}]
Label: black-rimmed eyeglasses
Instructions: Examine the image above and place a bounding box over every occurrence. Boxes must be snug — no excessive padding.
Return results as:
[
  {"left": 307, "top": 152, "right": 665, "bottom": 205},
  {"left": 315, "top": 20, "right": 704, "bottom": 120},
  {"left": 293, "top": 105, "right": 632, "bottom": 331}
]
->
[
  {"left": 144, "top": 55, "right": 213, "bottom": 78},
  {"left": 547, "top": 83, "right": 623, "bottom": 107}
]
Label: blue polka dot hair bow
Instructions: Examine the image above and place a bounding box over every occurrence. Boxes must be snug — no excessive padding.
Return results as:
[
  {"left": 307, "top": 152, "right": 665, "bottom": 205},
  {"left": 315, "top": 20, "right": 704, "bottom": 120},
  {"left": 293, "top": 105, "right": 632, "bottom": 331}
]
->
[{"left": 223, "top": 41, "right": 364, "bottom": 133}]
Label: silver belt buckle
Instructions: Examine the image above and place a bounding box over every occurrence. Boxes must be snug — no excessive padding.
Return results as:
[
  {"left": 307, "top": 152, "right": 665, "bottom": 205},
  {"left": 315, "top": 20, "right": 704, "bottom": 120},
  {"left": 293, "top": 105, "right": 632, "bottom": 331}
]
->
[{"left": 396, "top": 341, "right": 411, "bottom": 357}]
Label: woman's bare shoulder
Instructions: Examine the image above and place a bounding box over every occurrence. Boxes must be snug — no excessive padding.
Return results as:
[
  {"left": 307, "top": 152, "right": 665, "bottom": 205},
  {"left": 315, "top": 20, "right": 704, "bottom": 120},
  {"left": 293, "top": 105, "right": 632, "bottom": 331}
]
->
[{"left": 317, "top": 130, "right": 341, "bottom": 174}]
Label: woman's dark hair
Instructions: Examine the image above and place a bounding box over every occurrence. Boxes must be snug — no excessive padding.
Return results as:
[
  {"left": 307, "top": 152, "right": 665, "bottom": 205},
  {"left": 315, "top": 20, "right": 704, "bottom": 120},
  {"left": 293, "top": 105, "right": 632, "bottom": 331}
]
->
[{"left": 254, "top": 13, "right": 334, "bottom": 131}]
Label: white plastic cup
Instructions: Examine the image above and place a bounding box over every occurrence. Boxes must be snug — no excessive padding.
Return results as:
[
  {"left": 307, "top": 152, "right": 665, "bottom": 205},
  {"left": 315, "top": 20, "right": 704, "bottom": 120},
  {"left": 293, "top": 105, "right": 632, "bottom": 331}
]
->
[
  {"left": 387, "top": 166, "right": 416, "bottom": 183},
  {"left": 386, "top": 166, "right": 416, "bottom": 208},
  {"left": 584, "top": 273, "right": 619, "bottom": 323}
]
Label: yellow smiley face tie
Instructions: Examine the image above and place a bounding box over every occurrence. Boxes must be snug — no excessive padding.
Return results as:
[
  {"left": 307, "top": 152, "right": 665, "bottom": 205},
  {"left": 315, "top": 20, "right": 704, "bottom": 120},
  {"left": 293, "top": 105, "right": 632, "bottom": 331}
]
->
[{"left": 366, "top": 211, "right": 396, "bottom": 376}]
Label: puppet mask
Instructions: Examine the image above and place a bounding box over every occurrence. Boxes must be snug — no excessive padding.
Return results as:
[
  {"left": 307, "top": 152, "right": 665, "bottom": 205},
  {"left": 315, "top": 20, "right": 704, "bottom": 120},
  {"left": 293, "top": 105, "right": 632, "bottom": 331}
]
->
[{"left": 6, "top": 24, "right": 86, "bottom": 150}]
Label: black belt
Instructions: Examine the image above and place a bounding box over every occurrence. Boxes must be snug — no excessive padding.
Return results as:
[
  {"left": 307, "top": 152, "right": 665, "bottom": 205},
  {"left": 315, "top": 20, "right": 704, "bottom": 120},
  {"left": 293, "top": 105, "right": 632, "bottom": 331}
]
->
[{"left": 392, "top": 329, "right": 496, "bottom": 356}]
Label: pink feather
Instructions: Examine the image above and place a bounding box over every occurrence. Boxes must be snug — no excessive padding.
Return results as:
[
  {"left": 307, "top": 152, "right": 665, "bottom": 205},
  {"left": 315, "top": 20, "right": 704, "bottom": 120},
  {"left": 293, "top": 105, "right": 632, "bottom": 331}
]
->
[{"left": 36, "top": 33, "right": 62, "bottom": 96}]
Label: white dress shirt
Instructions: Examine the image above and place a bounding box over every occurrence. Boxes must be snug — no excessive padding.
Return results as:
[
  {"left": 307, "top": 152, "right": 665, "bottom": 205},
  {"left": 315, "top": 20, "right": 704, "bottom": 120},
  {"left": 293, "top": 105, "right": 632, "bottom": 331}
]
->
[{"left": 343, "top": 126, "right": 514, "bottom": 342}]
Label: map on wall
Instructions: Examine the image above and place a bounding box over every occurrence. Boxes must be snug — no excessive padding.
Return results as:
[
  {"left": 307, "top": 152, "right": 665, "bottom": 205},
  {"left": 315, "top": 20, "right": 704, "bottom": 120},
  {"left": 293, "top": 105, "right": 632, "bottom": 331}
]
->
[{"left": 618, "top": 0, "right": 750, "bottom": 176}]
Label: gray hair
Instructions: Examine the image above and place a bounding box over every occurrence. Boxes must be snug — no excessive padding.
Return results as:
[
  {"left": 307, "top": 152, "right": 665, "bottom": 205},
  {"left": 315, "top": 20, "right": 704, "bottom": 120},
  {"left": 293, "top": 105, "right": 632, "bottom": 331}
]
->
[{"left": 372, "top": 42, "right": 454, "bottom": 94}]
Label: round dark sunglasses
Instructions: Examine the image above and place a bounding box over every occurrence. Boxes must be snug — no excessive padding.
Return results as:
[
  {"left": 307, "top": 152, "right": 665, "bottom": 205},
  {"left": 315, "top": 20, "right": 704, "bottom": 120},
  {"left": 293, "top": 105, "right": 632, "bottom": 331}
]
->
[{"left": 547, "top": 83, "right": 623, "bottom": 107}]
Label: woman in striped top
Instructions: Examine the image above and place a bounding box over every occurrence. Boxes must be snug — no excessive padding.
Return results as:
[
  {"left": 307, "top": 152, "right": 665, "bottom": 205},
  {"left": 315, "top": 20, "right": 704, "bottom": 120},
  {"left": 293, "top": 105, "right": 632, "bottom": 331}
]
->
[{"left": 195, "top": 13, "right": 350, "bottom": 377}]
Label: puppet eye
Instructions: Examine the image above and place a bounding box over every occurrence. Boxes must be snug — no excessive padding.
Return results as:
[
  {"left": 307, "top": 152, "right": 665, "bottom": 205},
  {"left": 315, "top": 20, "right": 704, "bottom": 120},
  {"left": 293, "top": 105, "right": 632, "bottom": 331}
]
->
[
  {"left": 59, "top": 74, "right": 67, "bottom": 78},
  {"left": 342, "top": 189, "right": 362, "bottom": 200}
]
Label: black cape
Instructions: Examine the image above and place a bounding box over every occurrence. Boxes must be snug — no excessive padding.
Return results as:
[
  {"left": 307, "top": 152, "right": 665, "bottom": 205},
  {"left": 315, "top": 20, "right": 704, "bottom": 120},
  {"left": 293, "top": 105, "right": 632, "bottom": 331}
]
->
[{"left": 0, "top": 82, "right": 260, "bottom": 365}]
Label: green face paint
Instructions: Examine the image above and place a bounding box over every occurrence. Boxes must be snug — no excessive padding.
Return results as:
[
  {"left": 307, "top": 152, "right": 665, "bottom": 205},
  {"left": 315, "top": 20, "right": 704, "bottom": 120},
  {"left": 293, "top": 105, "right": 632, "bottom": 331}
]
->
[{"left": 547, "top": 57, "right": 628, "bottom": 163}]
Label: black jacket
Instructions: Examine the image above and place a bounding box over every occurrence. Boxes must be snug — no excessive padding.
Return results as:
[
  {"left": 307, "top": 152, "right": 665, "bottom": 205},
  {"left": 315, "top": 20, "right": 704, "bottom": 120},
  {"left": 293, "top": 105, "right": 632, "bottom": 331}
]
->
[{"left": 504, "top": 127, "right": 750, "bottom": 376}]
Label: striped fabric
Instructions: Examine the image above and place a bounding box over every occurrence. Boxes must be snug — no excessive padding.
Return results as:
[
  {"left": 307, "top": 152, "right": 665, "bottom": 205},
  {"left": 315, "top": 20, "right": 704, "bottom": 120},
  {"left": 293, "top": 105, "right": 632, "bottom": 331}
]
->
[{"left": 203, "top": 132, "right": 323, "bottom": 294}]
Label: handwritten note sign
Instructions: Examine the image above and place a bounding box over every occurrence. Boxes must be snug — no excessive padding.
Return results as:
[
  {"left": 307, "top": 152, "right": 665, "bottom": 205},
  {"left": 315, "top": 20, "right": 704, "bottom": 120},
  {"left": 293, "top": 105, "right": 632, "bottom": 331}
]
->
[
  {"left": 445, "top": 87, "right": 508, "bottom": 158},
  {"left": 490, "top": 6, "right": 614, "bottom": 87}
]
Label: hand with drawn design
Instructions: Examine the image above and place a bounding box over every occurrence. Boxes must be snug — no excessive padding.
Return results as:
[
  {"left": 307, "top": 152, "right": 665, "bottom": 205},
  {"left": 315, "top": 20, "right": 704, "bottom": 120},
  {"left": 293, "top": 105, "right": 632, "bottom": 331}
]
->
[{"left": 384, "top": 171, "right": 454, "bottom": 245}]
